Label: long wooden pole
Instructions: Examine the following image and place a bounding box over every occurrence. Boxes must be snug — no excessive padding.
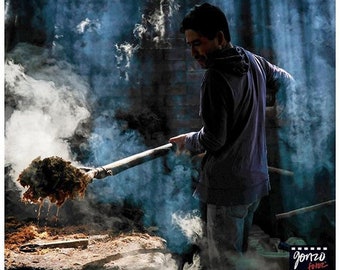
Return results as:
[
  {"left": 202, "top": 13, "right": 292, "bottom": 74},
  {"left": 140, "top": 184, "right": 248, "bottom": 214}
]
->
[
  {"left": 86, "top": 143, "right": 175, "bottom": 179},
  {"left": 268, "top": 166, "right": 294, "bottom": 176},
  {"left": 84, "top": 143, "right": 294, "bottom": 180},
  {"left": 275, "top": 199, "right": 335, "bottom": 220}
]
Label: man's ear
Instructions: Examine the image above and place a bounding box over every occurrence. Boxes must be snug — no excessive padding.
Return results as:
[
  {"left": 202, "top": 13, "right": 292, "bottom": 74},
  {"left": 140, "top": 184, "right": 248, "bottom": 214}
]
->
[{"left": 217, "top": 31, "right": 226, "bottom": 45}]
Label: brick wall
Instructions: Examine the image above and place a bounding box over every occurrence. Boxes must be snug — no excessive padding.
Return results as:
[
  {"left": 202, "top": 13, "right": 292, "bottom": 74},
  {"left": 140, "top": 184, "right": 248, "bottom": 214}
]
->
[{"left": 119, "top": 36, "right": 204, "bottom": 143}]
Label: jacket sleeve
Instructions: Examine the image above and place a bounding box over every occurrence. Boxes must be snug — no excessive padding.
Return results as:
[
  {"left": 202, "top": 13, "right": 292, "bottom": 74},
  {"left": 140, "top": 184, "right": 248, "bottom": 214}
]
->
[
  {"left": 185, "top": 69, "right": 231, "bottom": 153},
  {"left": 254, "top": 54, "right": 294, "bottom": 92},
  {"left": 185, "top": 131, "right": 205, "bottom": 154}
]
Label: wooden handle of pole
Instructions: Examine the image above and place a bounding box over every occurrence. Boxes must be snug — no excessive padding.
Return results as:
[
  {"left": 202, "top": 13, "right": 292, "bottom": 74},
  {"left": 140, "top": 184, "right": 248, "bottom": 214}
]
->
[
  {"left": 275, "top": 199, "right": 335, "bottom": 220},
  {"left": 268, "top": 166, "right": 294, "bottom": 176},
  {"left": 87, "top": 143, "right": 175, "bottom": 179}
]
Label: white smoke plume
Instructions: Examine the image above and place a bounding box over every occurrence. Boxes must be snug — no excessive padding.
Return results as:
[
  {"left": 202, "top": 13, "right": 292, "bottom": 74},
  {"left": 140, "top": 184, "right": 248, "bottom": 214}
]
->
[
  {"left": 172, "top": 210, "right": 203, "bottom": 244},
  {"left": 116, "top": 0, "right": 181, "bottom": 81},
  {"left": 5, "top": 43, "right": 91, "bottom": 184},
  {"left": 133, "top": 0, "right": 180, "bottom": 44},
  {"left": 76, "top": 18, "right": 101, "bottom": 34},
  {"left": 114, "top": 42, "right": 139, "bottom": 81}
]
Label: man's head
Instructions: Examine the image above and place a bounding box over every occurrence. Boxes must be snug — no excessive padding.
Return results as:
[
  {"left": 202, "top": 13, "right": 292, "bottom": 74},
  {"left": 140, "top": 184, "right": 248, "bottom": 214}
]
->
[{"left": 180, "top": 3, "right": 231, "bottom": 68}]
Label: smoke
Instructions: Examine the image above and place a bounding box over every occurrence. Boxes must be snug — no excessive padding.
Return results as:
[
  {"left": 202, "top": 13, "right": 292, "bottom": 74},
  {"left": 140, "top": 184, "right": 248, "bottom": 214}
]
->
[
  {"left": 272, "top": 1, "right": 334, "bottom": 174},
  {"left": 4, "top": 0, "right": 204, "bottom": 255},
  {"left": 172, "top": 210, "right": 203, "bottom": 244},
  {"left": 86, "top": 143, "right": 200, "bottom": 253},
  {"left": 76, "top": 18, "right": 101, "bottom": 34},
  {"left": 172, "top": 214, "right": 288, "bottom": 270},
  {"left": 114, "top": 42, "right": 139, "bottom": 81},
  {"left": 5, "top": 43, "right": 90, "bottom": 183},
  {"left": 219, "top": 0, "right": 335, "bottom": 241},
  {"left": 5, "top": 0, "right": 335, "bottom": 264},
  {"left": 228, "top": 251, "right": 285, "bottom": 270},
  {"left": 115, "top": 0, "right": 180, "bottom": 81},
  {"left": 133, "top": 0, "right": 180, "bottom": 44},
  {"left": 267, "top": 0, "right": 335, "bottom": 238},
  {"left": 218, "top": 0, "right": 335, "bottom": 192},
  {"left": 64, "top": 0, "right": 200, "bottom": 253}
]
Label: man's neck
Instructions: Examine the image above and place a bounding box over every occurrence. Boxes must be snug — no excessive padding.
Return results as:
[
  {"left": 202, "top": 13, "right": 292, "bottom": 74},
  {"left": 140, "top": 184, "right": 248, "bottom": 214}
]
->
[{"left": 223, "top": 42, "right": 233, "bottom": 49}]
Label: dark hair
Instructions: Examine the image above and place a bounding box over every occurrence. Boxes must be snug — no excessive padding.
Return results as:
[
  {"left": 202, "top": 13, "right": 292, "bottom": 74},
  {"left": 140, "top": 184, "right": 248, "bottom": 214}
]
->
[{"left": 180, "top": 3, "right": 231, "bottom": 42}]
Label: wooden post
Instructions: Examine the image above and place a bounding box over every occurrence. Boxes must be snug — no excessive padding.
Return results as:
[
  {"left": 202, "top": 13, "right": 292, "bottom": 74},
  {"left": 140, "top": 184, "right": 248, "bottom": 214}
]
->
[{"left": 275, "top": 199, "right": 335, "bottom": 220}]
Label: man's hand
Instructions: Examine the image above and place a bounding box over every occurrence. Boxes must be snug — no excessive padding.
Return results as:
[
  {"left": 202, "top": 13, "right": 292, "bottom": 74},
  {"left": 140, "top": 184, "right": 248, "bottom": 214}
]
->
[{"left": 169, "top": 133, "right": 188, "bottom": 153}]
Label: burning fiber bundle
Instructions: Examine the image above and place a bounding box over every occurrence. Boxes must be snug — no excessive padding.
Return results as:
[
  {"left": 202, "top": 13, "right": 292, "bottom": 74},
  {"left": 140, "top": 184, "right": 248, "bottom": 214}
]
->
[
  {"left": 17, "top": 143, "right": 174, "bottom": 206},
  {"left": 17, "top": 156, "right": 91, "bottom": 206}
]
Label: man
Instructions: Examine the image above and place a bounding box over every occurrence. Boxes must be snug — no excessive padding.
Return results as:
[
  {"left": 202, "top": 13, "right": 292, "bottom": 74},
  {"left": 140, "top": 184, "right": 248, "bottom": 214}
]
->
[{"left": 169, "top": 3, "right": 293, "bottom": 269}]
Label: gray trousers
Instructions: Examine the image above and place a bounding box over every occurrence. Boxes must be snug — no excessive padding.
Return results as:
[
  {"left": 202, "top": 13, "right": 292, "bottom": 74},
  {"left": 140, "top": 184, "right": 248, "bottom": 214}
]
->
[{"left": 205, "top": 200, "right": 260, "bottom": 269}]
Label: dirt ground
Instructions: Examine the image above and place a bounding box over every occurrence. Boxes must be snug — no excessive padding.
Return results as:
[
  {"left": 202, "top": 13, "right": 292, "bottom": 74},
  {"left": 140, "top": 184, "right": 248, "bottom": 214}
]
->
[
  {"left": 5, "top": 218, "right": 292, "bottom": 270},
  {"left": 5, "top": 222, "right": 180, "bottom": 270}
]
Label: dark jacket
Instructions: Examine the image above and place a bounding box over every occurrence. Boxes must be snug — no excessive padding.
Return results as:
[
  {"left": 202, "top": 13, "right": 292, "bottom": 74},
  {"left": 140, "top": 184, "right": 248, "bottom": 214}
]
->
[{"left": 186, "top": 46, "right": 293, "bottom": 206}]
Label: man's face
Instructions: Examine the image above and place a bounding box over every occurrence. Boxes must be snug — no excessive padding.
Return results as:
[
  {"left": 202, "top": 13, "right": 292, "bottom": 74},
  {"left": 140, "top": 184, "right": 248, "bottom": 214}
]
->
[{"left": 185, "top": 29, "right": 220, "bottom": 68}]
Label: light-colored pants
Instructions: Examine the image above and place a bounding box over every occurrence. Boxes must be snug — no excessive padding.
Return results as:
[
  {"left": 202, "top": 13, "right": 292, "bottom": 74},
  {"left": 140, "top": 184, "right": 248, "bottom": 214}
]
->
[{"left": 206, "top": 200, "right": 260, "bottom": 269}]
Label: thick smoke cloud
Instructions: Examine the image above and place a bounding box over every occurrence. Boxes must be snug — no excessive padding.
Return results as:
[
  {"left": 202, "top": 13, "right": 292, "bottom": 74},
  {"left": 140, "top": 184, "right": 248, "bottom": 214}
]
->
[
  {"left": 5, "top": 43, "right": 90, "bottom": 183},
  {"left": 4, "top": 0, "right": 335, "bottom": 267},
  {"left": 5, "top": 0, "right": 200, "bottom": 255}
]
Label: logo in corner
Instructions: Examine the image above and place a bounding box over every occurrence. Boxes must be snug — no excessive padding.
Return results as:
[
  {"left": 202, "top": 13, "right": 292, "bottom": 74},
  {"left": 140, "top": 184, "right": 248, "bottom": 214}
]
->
[{"left": 289, "top": 246, "right": 329, "bottom": 270}]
